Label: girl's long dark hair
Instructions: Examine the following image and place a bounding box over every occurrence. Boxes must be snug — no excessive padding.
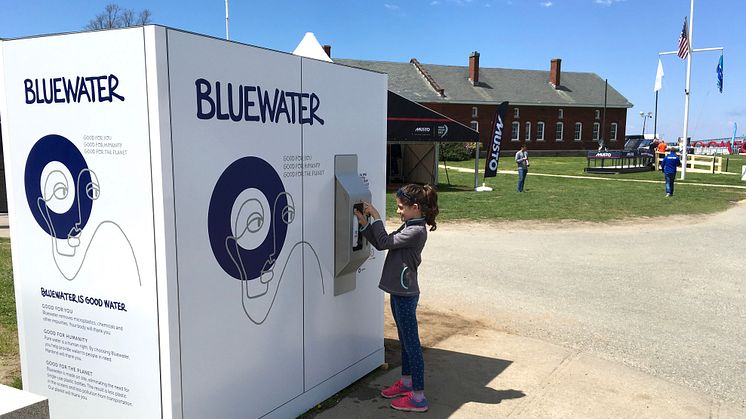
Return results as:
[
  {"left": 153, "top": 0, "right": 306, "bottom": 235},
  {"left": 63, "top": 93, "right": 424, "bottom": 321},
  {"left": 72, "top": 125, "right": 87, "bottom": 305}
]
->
[{"left": 397, "top": 183, "right": 439, "bottom": 231}]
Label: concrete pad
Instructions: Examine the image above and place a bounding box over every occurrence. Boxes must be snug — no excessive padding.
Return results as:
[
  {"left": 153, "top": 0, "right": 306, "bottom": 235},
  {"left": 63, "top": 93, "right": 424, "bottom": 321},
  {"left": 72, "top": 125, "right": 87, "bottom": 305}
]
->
[
  {"left": 0, "top": 384, "right": 49, "bottom": 419},
  {"left": 427, "top": 330, "right": 571, "bottom": 417},
  {"left": 512, "top": 352, "right": 745, "bottom": 419},
  {"left": 316, "top": 329, "right": 569, "bottom": 418},
  {"left": 315, "top": 329, "right": 746, "bottom": 418}
]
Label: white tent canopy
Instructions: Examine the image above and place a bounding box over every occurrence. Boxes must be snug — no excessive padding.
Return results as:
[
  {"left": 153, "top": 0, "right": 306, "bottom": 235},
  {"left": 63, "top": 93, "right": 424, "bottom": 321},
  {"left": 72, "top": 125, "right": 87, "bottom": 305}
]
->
[{"left": 292, "top": 32, "right": 333, "bottom": 62}]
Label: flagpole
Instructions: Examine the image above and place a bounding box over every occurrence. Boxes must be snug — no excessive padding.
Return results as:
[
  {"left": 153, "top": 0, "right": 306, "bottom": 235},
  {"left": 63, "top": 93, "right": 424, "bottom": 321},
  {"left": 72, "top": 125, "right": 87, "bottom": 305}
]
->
[
  {"left": 475, "top": 116, "right": 493, "bottom": 192},
  {"left": 476, "top": 114, "right": 491, "bottom": 190},
  {"left": 653, "top": 91, "right": 658, "bottom": 139},
  {"left": 659, "top": 0, "right": 723, "bottom": 180},
  {"left": 600, "top": 79, "right": 607, "bottom": 149},
  {"left": 474, "top": 141, "right": 480, "bottom": 190},
  {"left": 680, "top": 0, "right": 694, "bottom": 180},
  {"left": 225, "top": 0, "right": 230, "bottom": 40}
]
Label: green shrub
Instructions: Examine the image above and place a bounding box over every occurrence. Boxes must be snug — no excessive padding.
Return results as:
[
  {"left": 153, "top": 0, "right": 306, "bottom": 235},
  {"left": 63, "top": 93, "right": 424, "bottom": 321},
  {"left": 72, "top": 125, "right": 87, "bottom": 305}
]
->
[{"left": 440, "top": 142, "right": 477, "bottom": 161}]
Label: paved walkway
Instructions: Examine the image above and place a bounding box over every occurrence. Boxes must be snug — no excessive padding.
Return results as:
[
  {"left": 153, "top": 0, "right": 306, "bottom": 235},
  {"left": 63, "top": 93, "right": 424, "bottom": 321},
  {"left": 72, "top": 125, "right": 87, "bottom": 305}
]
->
[
  {"left": 317, "top": 204, "right": 746, "bottom": 418},
  {"left": 318, "top": 329, "right": 744, "bottom": 418}
]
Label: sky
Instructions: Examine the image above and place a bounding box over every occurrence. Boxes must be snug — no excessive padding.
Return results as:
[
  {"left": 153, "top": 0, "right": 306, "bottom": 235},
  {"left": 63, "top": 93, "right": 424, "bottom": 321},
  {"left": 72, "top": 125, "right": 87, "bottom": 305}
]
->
[{"left": 1, "top": 0, "right": 742, "bottom": 142}]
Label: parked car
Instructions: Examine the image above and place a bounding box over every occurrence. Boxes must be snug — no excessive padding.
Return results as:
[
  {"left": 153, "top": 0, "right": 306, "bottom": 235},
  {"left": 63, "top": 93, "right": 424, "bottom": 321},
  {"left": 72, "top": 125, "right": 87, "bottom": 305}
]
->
[{"left": 623, "top": 135, "right": 653, "bottom": 151}]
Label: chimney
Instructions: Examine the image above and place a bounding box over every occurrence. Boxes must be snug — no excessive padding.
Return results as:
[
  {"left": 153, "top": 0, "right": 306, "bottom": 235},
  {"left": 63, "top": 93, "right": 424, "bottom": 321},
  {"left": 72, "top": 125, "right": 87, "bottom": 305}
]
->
[
  {"left": 550, "top": 58, "right": 561, "bottom": 88},
  {"left": 322, "top": 44, "right": 332, "bottom": 59},
  {"left": 469, "top": 51, "right": 480, "bottom": 85}
]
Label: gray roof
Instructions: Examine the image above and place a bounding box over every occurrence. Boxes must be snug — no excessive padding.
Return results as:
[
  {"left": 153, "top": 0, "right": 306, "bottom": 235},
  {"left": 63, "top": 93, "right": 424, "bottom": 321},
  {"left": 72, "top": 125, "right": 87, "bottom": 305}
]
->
[{"left": 336, "top": 59, "right": 632, "bottom": 108}]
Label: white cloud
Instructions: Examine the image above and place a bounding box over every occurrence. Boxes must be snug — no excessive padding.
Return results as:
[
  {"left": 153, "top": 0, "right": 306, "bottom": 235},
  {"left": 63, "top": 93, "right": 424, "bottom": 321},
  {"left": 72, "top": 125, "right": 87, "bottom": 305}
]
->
[
  {"left": 595, "top": 0, "right": 626, "bottom": 5},
  {"left": 540, "top": 1, "right": 553, "bottom": 6},
  {"left": 430, "top": 0, "right": 441, "bottom": 5},
  {"left": 384, "top": 3, "right": 400, "bottom": 10}
]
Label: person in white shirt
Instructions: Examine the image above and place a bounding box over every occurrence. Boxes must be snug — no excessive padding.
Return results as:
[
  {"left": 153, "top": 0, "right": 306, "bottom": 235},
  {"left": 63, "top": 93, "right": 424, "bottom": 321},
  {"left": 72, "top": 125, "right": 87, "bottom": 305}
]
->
[{"left": 515, "top": 144, "right": 529, "bottom": 192}]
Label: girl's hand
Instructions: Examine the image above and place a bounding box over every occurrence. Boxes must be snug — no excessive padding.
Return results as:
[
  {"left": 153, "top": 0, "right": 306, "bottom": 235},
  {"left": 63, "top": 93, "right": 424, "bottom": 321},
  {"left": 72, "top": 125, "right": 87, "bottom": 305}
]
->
[
  {"left": 354, "top": 207, "right": 368, "bottom": 226},
  {"left": 364, "top": 202, "right": 380, "bottom": 220}
]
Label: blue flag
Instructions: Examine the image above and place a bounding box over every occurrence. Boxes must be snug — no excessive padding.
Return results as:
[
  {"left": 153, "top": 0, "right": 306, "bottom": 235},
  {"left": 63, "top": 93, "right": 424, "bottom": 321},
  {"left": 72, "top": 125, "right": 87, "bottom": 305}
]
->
[
  {"left": 716, "top": 55, "right": 723, "bottom": 93},
  {"left": 733, "top": 122, "right": 737, "bottom": 142}
]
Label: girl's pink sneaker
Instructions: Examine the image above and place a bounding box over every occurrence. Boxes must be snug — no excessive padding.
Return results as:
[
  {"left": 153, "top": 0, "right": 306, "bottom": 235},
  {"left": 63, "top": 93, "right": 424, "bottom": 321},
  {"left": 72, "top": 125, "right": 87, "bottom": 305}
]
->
[
  {"left": 380, "top": 379, "right": 413, "bottom": 399},
  {"left": 390, "top": 392, "right": 429, "bottom": 412}
]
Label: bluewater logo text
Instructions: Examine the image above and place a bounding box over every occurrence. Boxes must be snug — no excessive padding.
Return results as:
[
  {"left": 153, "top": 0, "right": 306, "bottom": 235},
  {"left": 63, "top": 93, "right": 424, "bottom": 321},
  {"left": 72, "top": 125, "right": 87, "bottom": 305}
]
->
[{"left": 24, "top": 75, "right": 125, "bottom": 104}]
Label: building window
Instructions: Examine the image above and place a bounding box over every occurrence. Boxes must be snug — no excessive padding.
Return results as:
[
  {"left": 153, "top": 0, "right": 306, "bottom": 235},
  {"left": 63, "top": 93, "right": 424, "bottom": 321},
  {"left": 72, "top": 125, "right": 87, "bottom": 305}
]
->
[
  {"left": 556, "top": 122, "right": 564, "bottom": 141},
  {"left": 595, "top": 110, "right": 601, "bottom": 120},
  {"left": 470, "top": 120, "right": 479, "bottom": 132},
  {"left": 471, "top": 106, "right": 478, "bottom": 118},
  {"left": 610, "top": 123, "right": 618, "bottom": 141},
  {"left": 537, "top": 122, "right": 545, "bottom": 141},
  {"left": 574, "top": 122, "right": 582, "bottom": 141},
  {"left": 592, "top": 122, "right": 600, "bottom": 141},
  {"left": 558, "top": 108, "right": 563, "bottom": 119},
  {"left": 525, "top": 122, "right": 531, "bottom": 141},
  {"left": 513, "top": 108, "right": 520, "bottom": 119},
  {"left": 511, "top": 121, "right": 520, "bottom": 141}
]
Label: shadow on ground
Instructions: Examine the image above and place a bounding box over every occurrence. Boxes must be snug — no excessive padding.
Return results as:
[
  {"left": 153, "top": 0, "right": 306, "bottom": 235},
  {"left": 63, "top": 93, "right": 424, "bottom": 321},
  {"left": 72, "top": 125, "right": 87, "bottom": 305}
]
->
[
  {"left": 303, "top": 305, "right": 525, "bottom": 418},
  {"left": 305, "top": 340, "right": 524, "bottom": 418}
]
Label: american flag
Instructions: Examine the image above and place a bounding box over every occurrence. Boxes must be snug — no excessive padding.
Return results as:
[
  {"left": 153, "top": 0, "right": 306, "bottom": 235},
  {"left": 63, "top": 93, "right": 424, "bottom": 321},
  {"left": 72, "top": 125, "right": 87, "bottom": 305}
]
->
[{"left": 677, "top": 17, "right": 689, "bottom": 59}]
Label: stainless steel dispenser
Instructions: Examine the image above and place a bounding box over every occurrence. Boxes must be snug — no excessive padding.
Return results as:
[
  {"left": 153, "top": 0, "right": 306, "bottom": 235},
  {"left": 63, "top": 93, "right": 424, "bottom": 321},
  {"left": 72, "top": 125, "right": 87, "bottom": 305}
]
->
[{"left": 334, "top": 154, "right": 372, "bottom": 295}]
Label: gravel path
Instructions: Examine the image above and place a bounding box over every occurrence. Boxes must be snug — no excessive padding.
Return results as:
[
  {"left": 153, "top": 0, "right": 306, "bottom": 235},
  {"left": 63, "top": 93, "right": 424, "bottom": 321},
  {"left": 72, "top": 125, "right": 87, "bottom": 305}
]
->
[{"left": 413, "top": 202, "right": 746, "bottom": 407}]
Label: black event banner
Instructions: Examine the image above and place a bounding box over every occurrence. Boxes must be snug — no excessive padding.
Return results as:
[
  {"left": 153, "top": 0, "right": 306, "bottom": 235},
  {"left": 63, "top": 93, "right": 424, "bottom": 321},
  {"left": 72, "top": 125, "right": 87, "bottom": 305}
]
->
[{"left": 484, "top": 101, "right": 509, "bottom": 178}]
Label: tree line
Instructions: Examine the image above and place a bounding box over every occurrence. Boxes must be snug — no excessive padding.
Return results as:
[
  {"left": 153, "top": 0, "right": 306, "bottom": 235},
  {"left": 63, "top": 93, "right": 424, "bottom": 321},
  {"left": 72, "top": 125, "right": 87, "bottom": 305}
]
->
[{"left": 85, "top": 3, "right": 152, "bottom": 30}]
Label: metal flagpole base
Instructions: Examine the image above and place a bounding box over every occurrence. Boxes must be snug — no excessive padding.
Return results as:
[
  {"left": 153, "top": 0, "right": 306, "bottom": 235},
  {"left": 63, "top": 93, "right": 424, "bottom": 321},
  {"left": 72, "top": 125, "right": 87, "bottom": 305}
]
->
[{"left": 475, "top": 182, "right": 493, "bottom": 192}]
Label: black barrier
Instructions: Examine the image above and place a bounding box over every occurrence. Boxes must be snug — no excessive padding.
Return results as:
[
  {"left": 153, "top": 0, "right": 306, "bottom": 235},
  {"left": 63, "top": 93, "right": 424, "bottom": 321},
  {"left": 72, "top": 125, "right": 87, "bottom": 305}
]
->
[{"left": 585, "top": 149, "right": 655, "bottom": 174}]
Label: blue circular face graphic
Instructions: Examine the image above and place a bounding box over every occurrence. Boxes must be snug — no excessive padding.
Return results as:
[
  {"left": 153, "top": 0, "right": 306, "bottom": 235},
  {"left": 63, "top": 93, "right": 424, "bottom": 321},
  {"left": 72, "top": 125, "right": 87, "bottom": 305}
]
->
[
  {"left": 208, "top": 156, "right": 289, "bottom": 281},
  {"left": 24, "top": 134, "right": 93, "bottom": 239}
]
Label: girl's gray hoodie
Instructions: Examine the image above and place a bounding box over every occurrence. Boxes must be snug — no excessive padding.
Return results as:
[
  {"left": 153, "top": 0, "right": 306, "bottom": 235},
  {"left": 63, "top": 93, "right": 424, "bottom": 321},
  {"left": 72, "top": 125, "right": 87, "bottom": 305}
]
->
[{"left": 360, "top": 217, "right": 427, "bottom": 296}]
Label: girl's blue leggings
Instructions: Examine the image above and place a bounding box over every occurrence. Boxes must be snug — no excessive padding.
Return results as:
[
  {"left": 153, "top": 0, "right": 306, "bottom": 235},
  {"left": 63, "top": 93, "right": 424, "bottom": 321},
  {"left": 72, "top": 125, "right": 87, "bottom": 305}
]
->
[{"left": 390, "top": 294, "right": 424, "bottom": 391}]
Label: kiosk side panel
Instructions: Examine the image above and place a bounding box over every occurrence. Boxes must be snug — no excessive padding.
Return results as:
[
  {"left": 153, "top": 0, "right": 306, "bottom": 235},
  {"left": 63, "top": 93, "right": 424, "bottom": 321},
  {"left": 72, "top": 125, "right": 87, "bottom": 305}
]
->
[
  {"left": 0, "top": 28, "right": 162, "bottom": 419},
  {"left": 165, "top": 29, "right": 305, "bottom": 418},
  {"left": 300, "top": 59, "right": 387, "bottom": 392}
]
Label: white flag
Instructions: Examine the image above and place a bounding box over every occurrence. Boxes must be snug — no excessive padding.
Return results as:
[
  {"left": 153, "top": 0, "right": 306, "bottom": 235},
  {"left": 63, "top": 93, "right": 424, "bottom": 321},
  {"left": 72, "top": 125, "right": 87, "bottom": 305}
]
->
[{"left": 654, "top": 59, "right": 664, "bottom": 92}]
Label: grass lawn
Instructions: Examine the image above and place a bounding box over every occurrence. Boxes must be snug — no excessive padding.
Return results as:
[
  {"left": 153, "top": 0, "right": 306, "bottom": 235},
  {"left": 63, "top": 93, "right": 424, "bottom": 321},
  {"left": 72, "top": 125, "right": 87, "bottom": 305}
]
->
[
  {"left": 386, "top": 155, "right": 746, "bottom": 222},
  {"left": 0, "top": 238, "right": 21, "bottom": 389},
  {"left": 444, "top": 155, "right": 746, "bottom": 185}
]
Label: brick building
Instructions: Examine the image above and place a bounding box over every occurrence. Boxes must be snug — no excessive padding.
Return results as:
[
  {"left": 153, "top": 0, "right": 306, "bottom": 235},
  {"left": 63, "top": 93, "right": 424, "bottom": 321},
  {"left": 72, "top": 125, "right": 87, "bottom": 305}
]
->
[{"left": 338, "top": 53, "right": 632, "bottom": 152}]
